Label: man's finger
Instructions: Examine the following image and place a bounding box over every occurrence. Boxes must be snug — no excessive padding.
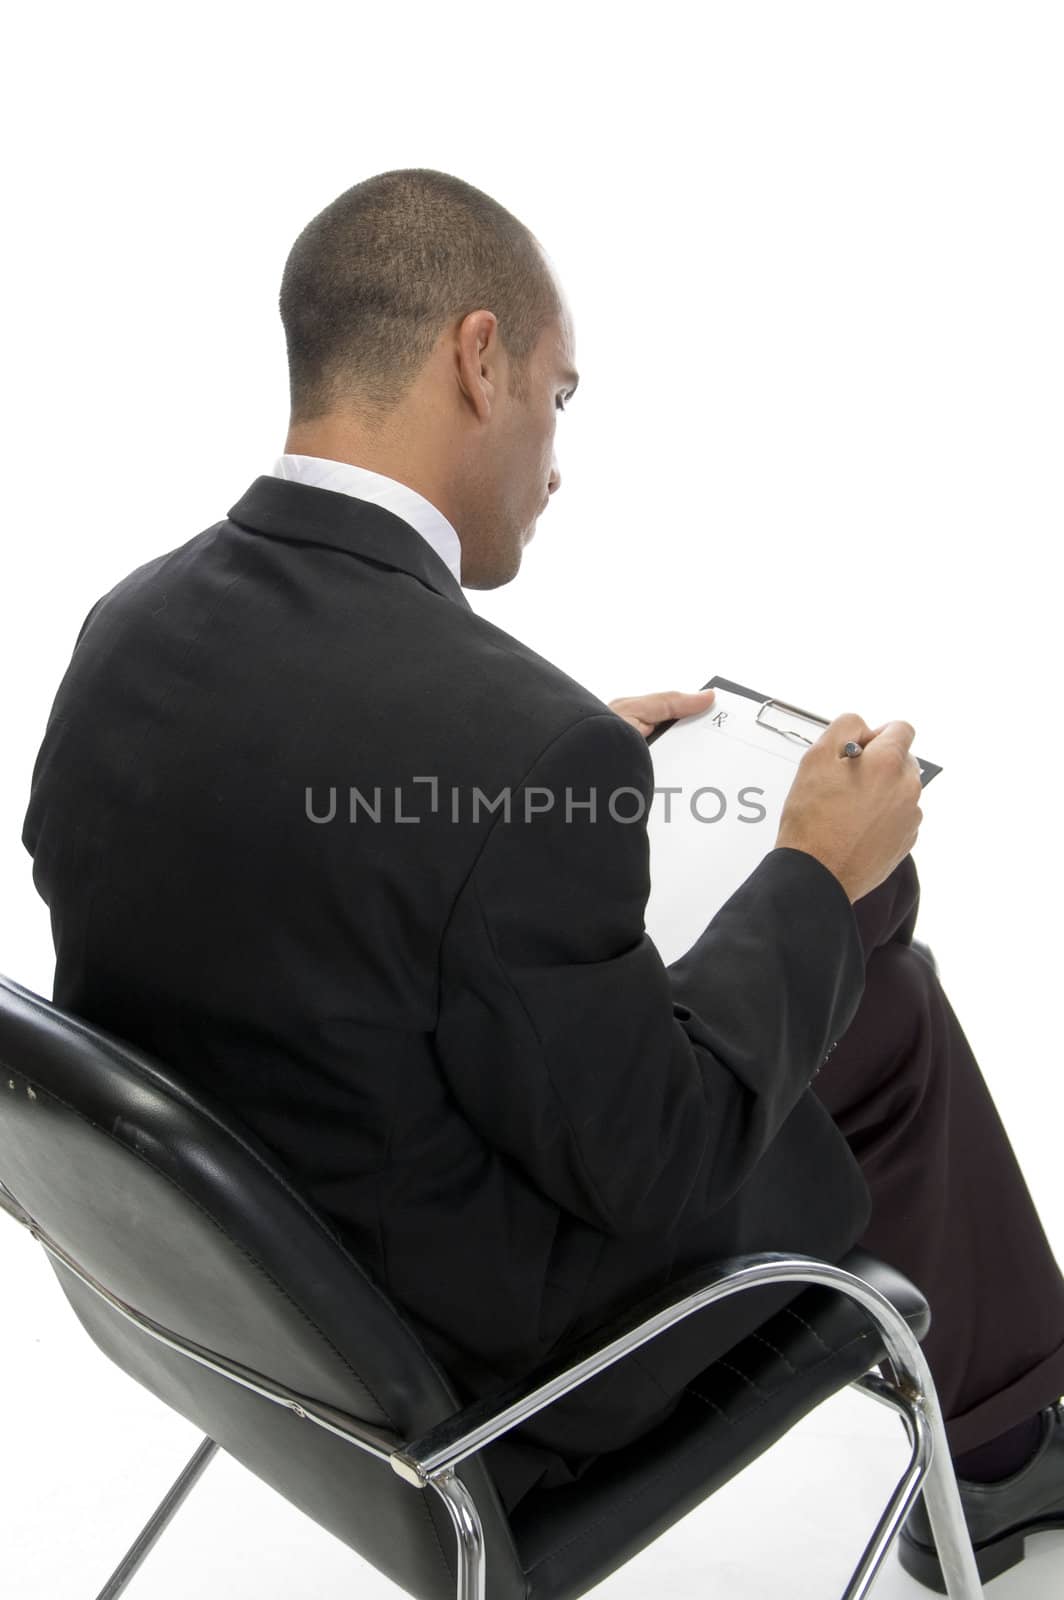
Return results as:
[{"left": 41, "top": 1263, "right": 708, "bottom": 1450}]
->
[
  {"left": 608, "top": 688, "right": 715, "bottom": 723},
  {"left": 868, "top": 719, "right": 916, "bottom": 753},
  {"left": 813, "top": 712, "right": 874, "bottom": 751}
]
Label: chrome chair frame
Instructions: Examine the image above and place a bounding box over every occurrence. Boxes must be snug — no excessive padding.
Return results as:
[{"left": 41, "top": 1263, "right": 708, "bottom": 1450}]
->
[{"left": 1, "top": 1178, "right": 983, "bottom": 1600}]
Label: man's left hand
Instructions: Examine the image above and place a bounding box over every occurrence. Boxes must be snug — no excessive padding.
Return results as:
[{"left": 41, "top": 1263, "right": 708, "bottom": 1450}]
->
[{"left": 607, "top": 687, "right": 716, "bottom": 740}]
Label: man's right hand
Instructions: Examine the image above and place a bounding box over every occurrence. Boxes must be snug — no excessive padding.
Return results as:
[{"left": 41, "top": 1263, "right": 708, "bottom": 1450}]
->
[{"left": 775, "top": 714, "right": 924, "bottom": 903}]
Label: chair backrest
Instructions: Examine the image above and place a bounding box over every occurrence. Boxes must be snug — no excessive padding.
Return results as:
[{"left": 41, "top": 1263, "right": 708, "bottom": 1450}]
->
[{"left": 0, "top": 972, "right": 526, "bottom": 1600}]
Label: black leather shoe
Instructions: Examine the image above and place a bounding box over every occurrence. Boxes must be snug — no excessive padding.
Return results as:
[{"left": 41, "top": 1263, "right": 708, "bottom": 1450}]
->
[{"left": 897, "top": 1401, "right": 1064, "bottom": 1591}]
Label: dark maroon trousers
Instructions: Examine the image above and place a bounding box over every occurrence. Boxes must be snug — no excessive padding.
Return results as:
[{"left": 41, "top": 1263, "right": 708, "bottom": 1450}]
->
[{"left": 809, "top": 853, "right": 1064, "bottom": 1457}]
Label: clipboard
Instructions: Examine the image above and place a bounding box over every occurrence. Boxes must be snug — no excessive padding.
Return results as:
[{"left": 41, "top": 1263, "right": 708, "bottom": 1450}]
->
[{"left": 641, "top": 674, "right": 941, "bottom": 966}]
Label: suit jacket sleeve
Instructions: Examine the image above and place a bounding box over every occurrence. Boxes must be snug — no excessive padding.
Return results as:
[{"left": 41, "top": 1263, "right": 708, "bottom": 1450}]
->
[{"left": 434, "top": 710, "right": 865, "bottom": 1239}]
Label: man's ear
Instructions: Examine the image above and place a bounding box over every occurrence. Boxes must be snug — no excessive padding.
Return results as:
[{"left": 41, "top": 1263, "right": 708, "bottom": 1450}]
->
[{"left": 454, "top": 308, "right": 500, "bottom": 422}]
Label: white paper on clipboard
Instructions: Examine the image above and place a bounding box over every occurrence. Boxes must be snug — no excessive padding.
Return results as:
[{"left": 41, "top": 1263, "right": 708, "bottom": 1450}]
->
[{"left": 641, "top": 675, "right": 941, "bottom": 967}]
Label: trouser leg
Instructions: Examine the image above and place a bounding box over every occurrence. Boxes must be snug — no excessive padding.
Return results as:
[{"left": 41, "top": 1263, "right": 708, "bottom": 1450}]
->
[{"left": 811, "top": 857, "right": 1064, "bottom": 1455}]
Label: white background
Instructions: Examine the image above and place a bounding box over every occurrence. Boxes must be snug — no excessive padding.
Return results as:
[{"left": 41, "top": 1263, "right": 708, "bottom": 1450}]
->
[{"left": 2, "top": 3, "right": 1062, "bottom": 1595}]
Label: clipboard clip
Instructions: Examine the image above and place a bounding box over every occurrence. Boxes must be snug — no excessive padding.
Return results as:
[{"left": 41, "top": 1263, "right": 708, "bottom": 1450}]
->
[{"left": 755, "top": 697, "right": 829, "bottom": 747}]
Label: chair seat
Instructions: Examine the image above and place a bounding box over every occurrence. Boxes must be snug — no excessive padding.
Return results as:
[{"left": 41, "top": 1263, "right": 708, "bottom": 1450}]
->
[{"left": 510, "top": 1248, "right": 928, "bottom": 1600}]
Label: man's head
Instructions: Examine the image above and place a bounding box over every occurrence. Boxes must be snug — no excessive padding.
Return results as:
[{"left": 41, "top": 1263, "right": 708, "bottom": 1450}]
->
[{"left": 279, "top": 169, "right": 579, "bottom": 589}]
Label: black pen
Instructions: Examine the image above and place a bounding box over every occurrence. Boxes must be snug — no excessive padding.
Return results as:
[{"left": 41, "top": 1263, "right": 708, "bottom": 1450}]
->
[{"left": 842, "top": 740, "right": 863, "bottom": 759}]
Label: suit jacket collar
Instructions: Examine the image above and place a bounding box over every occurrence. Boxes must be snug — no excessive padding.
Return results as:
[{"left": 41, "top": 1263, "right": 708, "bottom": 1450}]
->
[{"left": 227, "top": 475, "right": 472, "bottom": 611}]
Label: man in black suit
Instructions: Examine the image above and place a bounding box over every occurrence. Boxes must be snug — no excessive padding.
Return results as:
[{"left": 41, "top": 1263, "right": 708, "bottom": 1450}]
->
[{"left": 22, "top": 168, "right": 1064, "bottom": 1586}]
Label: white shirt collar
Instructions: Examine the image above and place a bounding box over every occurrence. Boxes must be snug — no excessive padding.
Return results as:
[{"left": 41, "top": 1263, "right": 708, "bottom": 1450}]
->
[{"left": 270, "top": 454, "right": 463, "bottom": 586}]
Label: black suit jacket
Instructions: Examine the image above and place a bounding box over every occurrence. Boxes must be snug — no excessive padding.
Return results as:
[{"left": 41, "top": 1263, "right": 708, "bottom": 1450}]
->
[{"left": 22, "top": 474, "right": 871, "bottom": 1508}]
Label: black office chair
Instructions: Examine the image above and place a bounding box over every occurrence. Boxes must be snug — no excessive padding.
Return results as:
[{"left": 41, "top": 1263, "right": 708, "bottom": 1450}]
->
[{"left": 0, "top": 971, "right": 984, "bottom": 1599}]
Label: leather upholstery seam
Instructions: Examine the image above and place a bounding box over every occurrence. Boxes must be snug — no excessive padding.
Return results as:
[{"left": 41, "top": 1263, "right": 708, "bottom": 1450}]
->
[{"left": 519, "top": 1326, "right": 879, "bottom": 1576}]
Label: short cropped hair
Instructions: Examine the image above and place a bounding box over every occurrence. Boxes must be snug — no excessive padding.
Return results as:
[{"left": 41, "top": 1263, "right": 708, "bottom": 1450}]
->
[{"left": 279, "top": 168, "right": 561, "bottom": 426}]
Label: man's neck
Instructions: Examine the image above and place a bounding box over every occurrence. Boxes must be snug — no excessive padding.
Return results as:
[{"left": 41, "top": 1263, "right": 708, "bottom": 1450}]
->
[{"left": 284, "top": 423, "right": 451, "bottom": 517}]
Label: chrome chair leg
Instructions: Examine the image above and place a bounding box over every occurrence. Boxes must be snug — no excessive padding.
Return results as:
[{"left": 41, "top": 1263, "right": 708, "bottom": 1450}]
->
[
  {"left": 428, "top": 1469, "right": 486, "bottom": 1600},
  {"left": 842, "top": 1333, "right": 983, "bottom": 1600},
  {"left": 841, "top": 1374, "right": 936, "bottom": 1599},
  {"left": 93, "top": 1435, "right": 220, "bottom": 1600}
]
